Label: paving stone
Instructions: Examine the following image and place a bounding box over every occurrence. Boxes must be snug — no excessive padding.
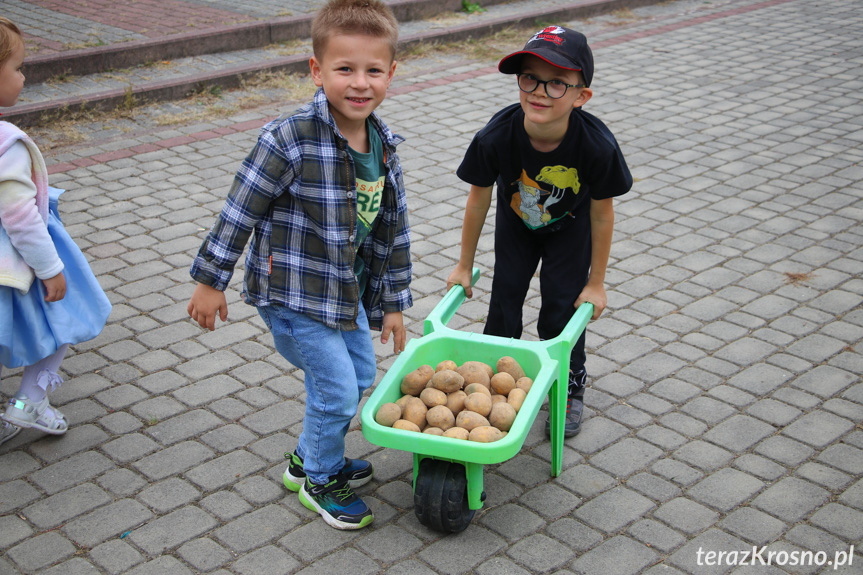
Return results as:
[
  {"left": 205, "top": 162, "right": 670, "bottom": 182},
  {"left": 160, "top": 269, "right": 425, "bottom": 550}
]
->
[
  {"left": 732, "top": 454, "right": 787, "bottom": 481},
  {"left": 795, "top": 462, "right": 852, "bottom": 491},
  {"left": 754, "top": 435, "right": 815, "bottom": 466},
  {"left": 185, "top": 450, "right": 267, "bottom": 490},
  {"left": 89, "top": 539, "right": 145, "bottom": 575},
  {"left": 627, "top": 518, "right": 686, "bottom": 553},
  {"left": 124, "top": 556, "right": 194, "bottom": 575},
  {"left": 475, "top": 557, "right": 531, "bottom": 575},
  {"left": 637, "top": 425, "right": 688, "bottom": 450},
  {"left": 240, "top": 400, "right": 305, "bottom": 435},
  {"left": 816, "top": 443, "right": 863, "bottom": 475},
  {"left": 556, "top": 464, "right": 616, "bottom": 499},
  {"left": 132, "top": 440, "right": 214, "bottom": 481},
  {"left": 667, "top": 528, "right": 749, "bottom": 574},
  {"left": 718, "top": 507, "right": 787, "bottom": 545},
  {"left": 653, "top": 497, "right": 719, "bottom": 534},
  {"left": 418, "top": 526, "right": 506, "bottom": 574},
  {"left": 686, "top": 468, "right": 764, "bottom": 512},
  {"left": 28, "top": 451, "right": 115, "bottom": 495},
  {"left": 97, "top": 468, "right": 148, "bottom": 497},
  {"left": 23, "top": 483, "right": 113, "bottom": 529},
  {"left": 37, "top": 557, "right": 103, "bottom": 575},
  {"left": 570, "top": 535, "right": 659, "bottom": 575},
  {"left": 745, "top": 398, "right": 802, "bottom": 426},
  {"left": 590, "top": 438, "right": 665, "bottom": 478},
  {"left": 233, "top": 544, "right": 300, "bottom": 575},
  {"left": 101, "top": 432, "right": 161, "bottom": 463},
  {"left": 292, "top": 548, "right": 379, "bottom": 575},
  {"left": 146, "top": 408, "right": 224, "bottom": 445},
  {"left": 507, "top": 533, "right": 575, "bottom": 572},
  {"left": 704, "top": 415, "right": 777, "bottom": 453},
  {"left": 519, "top": 482, "right": 583, "bottom": 520},
  {"left": 673, "top": 441, "right": 735, "bottom": 471},
  {"left": 354, "top": 524, "right": 425, "bottom": 563},
  {"left": 213, "top": 504, "right": 301, "bottom": 553},
  {"left": 6, "top": 531, "right": 76, "bottom": 572},
  {"left": 0, "top": 515, "right": 32, "bottom": 550},
  {"left": 808, "top": 503, "right": 863, "bottom": 542},
  {"left": 782, "top": 410, "right": 856, "bottom": 448},
  {"left": 172, "top": 374, "right": 245, "bottom": 407},
  {"left": 574, "top": 487, "right": 655, "bottom": 533},
  {"left": 137, "top": 477, "right": 202, "bottom": 512},
  {"left": 27, "top": 424, "right": 109, "bottom": 463},
  {"left": 478, "top": 503, "right": 545, "bottom": 541},
  {"left": 176, "top": 538, "right": 234, "bottom": 572},
  {"left": 751, "top": 477, "right": 830, "bottom": 523}
]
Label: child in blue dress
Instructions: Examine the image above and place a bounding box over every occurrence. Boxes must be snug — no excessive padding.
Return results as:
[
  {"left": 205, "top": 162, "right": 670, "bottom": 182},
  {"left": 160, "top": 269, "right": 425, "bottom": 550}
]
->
[{"left": 0, "top": 17, "right": 111, "bottom": 445}]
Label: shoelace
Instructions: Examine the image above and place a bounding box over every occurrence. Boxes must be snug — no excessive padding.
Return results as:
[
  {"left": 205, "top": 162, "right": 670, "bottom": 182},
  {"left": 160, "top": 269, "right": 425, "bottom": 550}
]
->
[{"left": 333, "top": 484, "right": 354, "bottom": 502}]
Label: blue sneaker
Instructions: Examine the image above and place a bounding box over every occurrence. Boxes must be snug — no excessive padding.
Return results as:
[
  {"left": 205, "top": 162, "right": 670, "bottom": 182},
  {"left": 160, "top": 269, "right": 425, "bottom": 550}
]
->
[
  {"left": 283, "top": 451, "right": 373, "bottom": 492},
  {"left": 299, "top": 475, "right": 374, "bottom": 530}
]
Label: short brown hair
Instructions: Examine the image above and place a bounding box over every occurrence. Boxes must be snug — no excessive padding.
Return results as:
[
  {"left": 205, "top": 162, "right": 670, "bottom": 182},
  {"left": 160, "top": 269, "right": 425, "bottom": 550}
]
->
[
  {"left": 311, "top": 0, "right": 398, "bottom": 61},
  {"left": 0, "top": 17, "right": 22, "bottom": 67}
]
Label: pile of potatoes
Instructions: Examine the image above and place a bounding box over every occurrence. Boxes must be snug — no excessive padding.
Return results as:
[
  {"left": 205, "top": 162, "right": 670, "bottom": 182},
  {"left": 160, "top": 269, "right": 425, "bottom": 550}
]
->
[{"left": 374, "top": 356, "right": 533, "bottom": 443}]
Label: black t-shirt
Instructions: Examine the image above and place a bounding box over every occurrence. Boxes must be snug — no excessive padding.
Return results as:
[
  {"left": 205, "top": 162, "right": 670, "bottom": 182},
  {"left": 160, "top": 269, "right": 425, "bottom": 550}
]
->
[{"left": 457, "top": 103, "right": 632, "bottom": 233}]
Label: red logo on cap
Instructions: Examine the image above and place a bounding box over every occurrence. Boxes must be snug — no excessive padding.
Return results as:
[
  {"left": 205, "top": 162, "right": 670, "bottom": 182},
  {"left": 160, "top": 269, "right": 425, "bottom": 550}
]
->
[{"left": 531, "top": 26, "right": 565, "bottom": 46}]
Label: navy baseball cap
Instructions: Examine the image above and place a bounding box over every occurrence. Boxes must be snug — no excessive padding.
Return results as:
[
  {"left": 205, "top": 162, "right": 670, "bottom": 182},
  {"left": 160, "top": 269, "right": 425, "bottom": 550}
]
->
[{"left": 498, "top": 26, "right": 594, "bottom": 87}]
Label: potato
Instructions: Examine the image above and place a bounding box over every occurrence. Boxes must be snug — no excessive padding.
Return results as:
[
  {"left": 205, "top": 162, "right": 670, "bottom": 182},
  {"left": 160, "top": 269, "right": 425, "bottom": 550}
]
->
[
  {"left": 423, "top": 427, "right": 444, "bottom": 436},
  {"left": 490, "top": 394, "right": 507, "bottom": 404},
  {"left": 436, "top": 360, "right": 458, "bottom": 372},
  {"left": 401, "top": 365, "right": 434, "bottom": 396},
  {"left": 456, "top": 362, "right": 491, "bottom": 388},
  {"left": 496, "top": 356, "right": 526, "bottom": 381},
  {"left": 490, "top": 372, "right": 516, "bottom": 396},
  {"left": 446, "top": 390, "right": 467, "bottom": 416},
  {"left": 464, "top": 383, "right": 491, "bottom": 397},
  {"left": 420, "top": 387, "right": 447, "bottom": 408},
  {"left": 488, "top": 402, "right": 517, "bottom": 431},
  {"left": 402, "top": 397, "right": 428, "bottom": 430},
  {"left": 443, "top": 427, "right": 469, "bottom": 440},
  {"left": 426, "top": 405, "right": 456, "bottom": 430},
  {"left": 429, "top": 370, "right": 464, "bottom": 393},
  {"left": 463, "top": 392, "right": 492, "bottom": 417},
  {"left": 469, "top": 426, "right": 503, "bottom": 443},
  {"left": 516, "top": 376, "right": 533, "bottom": 393},
  {"left": 463, "top": 360, "right": 494, "bottom": 379},
  {"left": 375, "top": 402, "right": 402, "bottom": 427},
  {"left": 456, "top": 410, "right": 490, "bottom": 431},
  {"left": 393, "top": 419, "right": 421, "bottom": 432},
  {"left": 507, "top": 388, "right": 526, "bottom": 412},
  {"left": 395, "top": 394, "right": 415, "bottom": 411}
]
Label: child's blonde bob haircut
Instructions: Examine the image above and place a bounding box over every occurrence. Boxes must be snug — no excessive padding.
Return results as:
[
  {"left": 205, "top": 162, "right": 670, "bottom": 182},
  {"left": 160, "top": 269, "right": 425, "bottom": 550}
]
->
[
  {"left": 0, "top": 17, "right": 23, "bottom": 66},
  {"left": 311, "top": 0, "right": 398, "bottom": 61}
]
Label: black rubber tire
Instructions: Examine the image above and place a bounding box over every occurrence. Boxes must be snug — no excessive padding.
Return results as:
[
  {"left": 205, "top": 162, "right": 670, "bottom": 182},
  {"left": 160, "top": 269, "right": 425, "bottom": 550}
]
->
[{"left": 414, "top": 458, "right": 475, "bottom": 532}]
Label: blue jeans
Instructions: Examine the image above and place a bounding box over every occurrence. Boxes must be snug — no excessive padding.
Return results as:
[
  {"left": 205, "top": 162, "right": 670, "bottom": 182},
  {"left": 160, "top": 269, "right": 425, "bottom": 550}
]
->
[{"left": 258, "top": 304, "right": 377, "bottom": 484}]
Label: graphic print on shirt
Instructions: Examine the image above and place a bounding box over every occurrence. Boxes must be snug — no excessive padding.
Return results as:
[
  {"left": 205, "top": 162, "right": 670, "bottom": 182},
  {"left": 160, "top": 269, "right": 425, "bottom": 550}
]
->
[
  {"left": 510, "top": 166, "right": 580, "bottom": 229},
  {"left": 356, "top": 175, "right": 385, "bottom": 234}
]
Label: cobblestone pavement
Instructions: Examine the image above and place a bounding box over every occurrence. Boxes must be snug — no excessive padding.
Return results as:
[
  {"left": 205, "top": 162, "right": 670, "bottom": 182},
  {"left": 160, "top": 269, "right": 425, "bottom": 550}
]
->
[{"left": 2, "top": 0, "right": 863, "bottom": 573}]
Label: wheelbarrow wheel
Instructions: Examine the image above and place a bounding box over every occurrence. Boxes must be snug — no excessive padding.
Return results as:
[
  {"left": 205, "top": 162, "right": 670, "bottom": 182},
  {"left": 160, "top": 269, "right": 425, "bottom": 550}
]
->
[{"left": 414, "top": 458, "right": 475, "bottom": 532}]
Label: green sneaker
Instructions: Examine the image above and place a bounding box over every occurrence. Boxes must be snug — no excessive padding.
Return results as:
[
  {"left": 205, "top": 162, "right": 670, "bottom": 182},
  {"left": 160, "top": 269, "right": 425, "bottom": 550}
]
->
[
  {"left": 283, "top": 451, "right": 373, "bottom": 492},
  {"left": 299, "top": 475, "right": 374, "bottom": 530}
]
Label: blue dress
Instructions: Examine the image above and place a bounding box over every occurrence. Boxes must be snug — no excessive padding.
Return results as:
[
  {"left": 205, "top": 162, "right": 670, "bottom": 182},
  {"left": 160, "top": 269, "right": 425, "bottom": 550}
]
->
[{"left": 0, "top": 187, "right": 111, "bottom": 368}]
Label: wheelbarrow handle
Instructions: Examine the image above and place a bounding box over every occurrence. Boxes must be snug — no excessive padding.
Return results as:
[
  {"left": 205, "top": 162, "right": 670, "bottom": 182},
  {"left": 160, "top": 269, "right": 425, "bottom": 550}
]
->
[
  {"left": 424, "top": 267, "right": 481, "bottom": 335},
  {"left": 548, "top": 302, "right": 594, "bottom": 352}
]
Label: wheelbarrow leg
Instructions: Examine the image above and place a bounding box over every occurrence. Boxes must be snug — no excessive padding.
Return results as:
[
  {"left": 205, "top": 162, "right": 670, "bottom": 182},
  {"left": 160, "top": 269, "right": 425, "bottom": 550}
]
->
[{"left": 548, "top": 360, "right": 568, "bottom": 477}]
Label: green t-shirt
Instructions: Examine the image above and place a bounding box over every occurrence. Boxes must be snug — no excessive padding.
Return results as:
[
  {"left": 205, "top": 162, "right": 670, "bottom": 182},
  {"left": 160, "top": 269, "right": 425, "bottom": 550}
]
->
[{"left": 348, "top": 121, "right": 386, "bottom": 296}]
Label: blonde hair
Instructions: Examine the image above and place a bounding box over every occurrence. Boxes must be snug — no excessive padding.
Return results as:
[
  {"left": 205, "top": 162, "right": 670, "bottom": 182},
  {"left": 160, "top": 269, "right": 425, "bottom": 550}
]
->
[
  {"left": 0, "top": 17, "right": 23, "bottom": 66},
  {"left": 311, "top": 0, "right": 398, "bottom": 61}
]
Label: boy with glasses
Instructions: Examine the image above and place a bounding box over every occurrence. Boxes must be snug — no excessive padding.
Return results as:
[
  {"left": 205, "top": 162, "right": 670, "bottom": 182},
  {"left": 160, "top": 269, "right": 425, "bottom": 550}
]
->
[{"left": 447, "top": 26, "right": 632, "bottom": 438}]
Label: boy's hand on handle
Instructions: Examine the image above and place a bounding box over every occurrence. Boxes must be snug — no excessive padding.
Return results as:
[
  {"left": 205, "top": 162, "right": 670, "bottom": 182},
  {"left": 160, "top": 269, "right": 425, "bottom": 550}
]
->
[
  {"left": 381, "top": 311, "right": 406, "bottom": 355},
  {"left": 188, "top": 283, "right": 228, "bottom": 331},
  {"left": 574, "top": 283, "right": 607, "bottom": 320},
  {"left": 43, "top": 272, "right": 66, "bottom": 302},
  {"left": 446, "top": 265, "right": 474, "bottom": 298}
]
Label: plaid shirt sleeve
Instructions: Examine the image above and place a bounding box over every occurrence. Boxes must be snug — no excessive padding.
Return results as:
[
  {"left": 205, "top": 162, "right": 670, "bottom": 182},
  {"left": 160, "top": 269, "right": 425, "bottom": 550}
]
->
[
  {"left": 190, "top": 128, "right": 294, "bottom": 290},
  {"left": 379, "top": 156, "right": 412, "bottom": 313}
]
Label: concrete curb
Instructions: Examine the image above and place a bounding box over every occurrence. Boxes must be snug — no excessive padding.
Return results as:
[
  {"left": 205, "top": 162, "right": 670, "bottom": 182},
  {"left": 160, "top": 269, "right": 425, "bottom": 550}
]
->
[{"left": 8, "top": 0, "right": 663, "bottom": 127}]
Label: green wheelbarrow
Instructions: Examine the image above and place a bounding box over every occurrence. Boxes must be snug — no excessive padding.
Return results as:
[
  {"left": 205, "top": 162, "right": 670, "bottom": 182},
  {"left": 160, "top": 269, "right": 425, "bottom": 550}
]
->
[{"left": 361, "top": 268, "right": 593, "bottom": 532}]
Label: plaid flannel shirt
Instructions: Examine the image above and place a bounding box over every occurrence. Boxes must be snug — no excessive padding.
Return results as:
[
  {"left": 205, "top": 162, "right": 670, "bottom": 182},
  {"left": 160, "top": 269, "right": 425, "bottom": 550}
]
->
[{"left": 190, "top": 89, "right": 412, "bottom": 330}]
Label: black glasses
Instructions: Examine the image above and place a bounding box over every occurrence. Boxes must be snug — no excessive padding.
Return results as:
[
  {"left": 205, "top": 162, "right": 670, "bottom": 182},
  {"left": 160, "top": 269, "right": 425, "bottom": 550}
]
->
[{"left": 517, "top": 73, "right": 584, "bottom": 99}]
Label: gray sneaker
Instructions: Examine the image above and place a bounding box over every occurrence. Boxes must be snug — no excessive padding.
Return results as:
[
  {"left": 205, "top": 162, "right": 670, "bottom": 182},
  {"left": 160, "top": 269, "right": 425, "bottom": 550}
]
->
[{"left": 0, "top": 420, "right": 21, "bottom": 446}]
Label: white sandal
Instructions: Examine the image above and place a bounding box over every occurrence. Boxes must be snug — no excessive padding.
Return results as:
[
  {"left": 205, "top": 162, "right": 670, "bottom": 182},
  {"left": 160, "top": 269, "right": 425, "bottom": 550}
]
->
[{"left": 3, "top": 393, "right": 68, "bottom": 435}]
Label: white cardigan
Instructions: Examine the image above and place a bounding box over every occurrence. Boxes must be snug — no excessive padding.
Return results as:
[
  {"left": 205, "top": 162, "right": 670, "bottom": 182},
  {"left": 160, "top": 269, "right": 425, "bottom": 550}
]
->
[{"left": 0, "top": 122, "right": 63, "bottom": 292}]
